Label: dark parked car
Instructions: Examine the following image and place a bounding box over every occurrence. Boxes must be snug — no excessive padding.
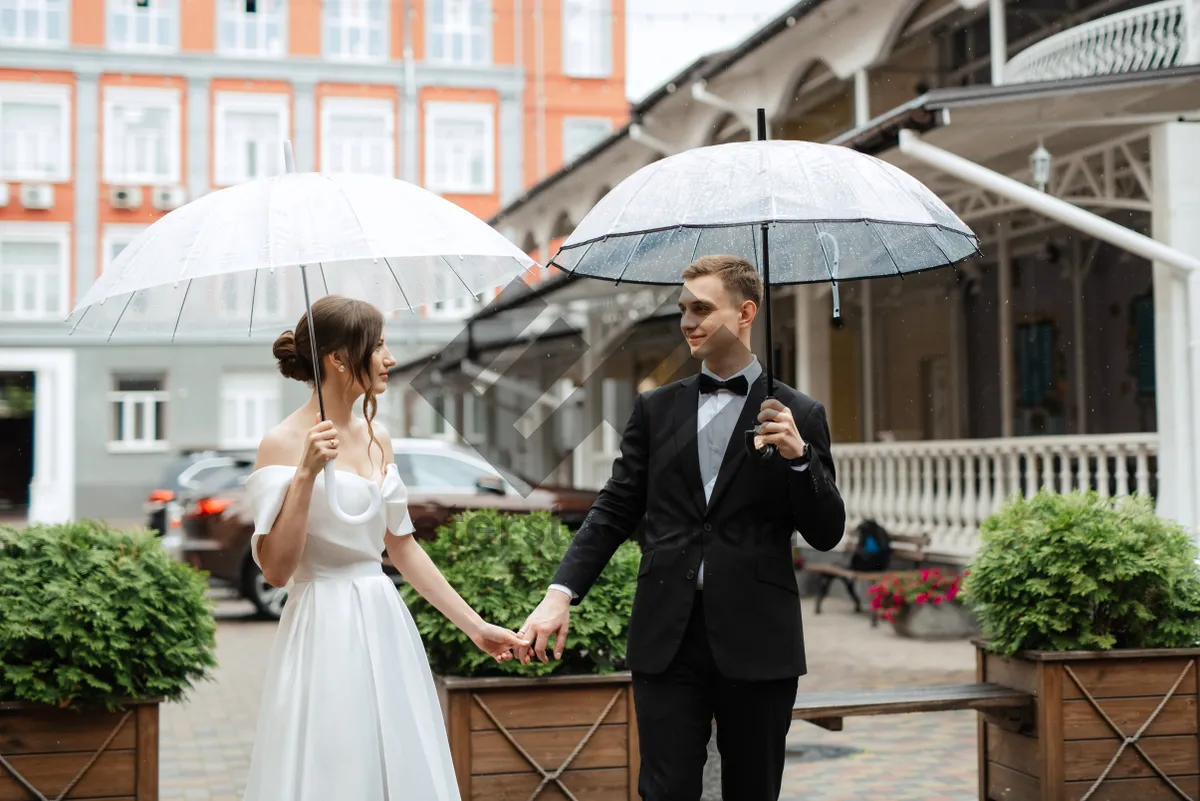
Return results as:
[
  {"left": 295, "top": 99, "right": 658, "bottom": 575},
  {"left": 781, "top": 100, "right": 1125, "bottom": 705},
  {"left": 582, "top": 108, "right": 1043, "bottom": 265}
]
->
[
  {"left": 143, "top": 449, "right": 255, "bottom": 550},
  {"left": 179, "top": 438, "right": 597, "bottom": 618}
]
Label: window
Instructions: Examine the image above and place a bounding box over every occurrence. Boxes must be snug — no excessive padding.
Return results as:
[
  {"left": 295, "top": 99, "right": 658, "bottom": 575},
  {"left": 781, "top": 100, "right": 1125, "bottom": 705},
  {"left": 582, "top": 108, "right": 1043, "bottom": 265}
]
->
[
  {"left": 0, "top": 223, "right": 69, "bottom": 321},
  {"left": 103, "top": 86, "right": 181, "bottom": 185},
  {"left": 426, "top": 0, "right": 488, "bottom": 66},
  {"left": 214, "top": 92, "right": 289, "bottom": 186},
  {"left": 324, "top": 0, "right": 386, "bottom": 61},
  {"left": 562, "top": 116, "right": 610, "bottom": 164},
  {"left": 424, "top": 101, "right": 494, "bottom": 195},
  {"left": 320, "top": 97, "right": 395, "bottom": 176},
  {"left": 427, "top": 269, "right": 476, "bottom": 318},
  {"left": 1016, "top": 320, "right": 1056, "bottom": 408},
  {"left": 220, "top": 373, "right": 280, "bottom": 449},
  {"left": 218, "top": 0, "right": 284, "bottom": 56},
  {"left": 216, "top": 269, "right": 287, "bottom": 323},
  {"left": 103, "top": 224, "right": 151, "bottom": 314},
  {"left": 109, "top": 374, "right": 169, "bottom": 452},
  {"left": 0, "top": 82, "right": 70, "bottom": 182},
  {"left": 108, "top": 0, "right": 177, "bottom": 52},
  {"left": 0, "top": 0, "right": 67, "bottom": 47},
  {"left": 562, "top": 0, "right": 610, "bottom": 77}
]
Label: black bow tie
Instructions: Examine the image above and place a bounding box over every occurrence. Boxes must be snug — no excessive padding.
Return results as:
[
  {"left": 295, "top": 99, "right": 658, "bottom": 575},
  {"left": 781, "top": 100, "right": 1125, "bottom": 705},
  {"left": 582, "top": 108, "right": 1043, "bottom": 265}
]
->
[{"left": 699, "top": 373, "right": 749, "bottom": 395}]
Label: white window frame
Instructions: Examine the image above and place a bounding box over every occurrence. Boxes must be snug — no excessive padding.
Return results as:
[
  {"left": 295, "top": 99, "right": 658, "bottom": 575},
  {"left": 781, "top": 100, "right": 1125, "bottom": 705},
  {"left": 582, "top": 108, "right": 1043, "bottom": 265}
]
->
[
  {"left": 213, "top": 91, "right": 290, "bottom": 187},
  {"left": 0, "top": 0, "right": 68, "bottom": 47},
  {"left": 425, "top": 0, "right": 490, "bottom": 66},
  {"left": 426, "top": 268, "right": 477, "bottom": 319},
  {"left": 214, "top": 269, "right": 289, "bottom": 324},
  {"left": 103, "top": 86, "right": 182, "bottom": 186},
  {"left": 216, "top": 0, "right": 286, "bottom": 57},
  {"left": 108, "top": 374, "right": 170, "bottom": 453},
  {"left": 319, "top": 96, "right": 396, "bottom": 177},
  {"left": 562, "top": 0, "right": 611, "bottom": 78},
  {"left": 0, "top": 222, "right": 70, "bottom": 322},
  {"left": 424, "top": 101, "right": 494, "bottom": 195},
  {"left": 219, "top": 372, "right": 280, "bottom": 449},
  {"left": 0, "top": 81, "right": 71, "bottom": 182},
  {"left": 323, "top": 0, "right": 387, "bottom": 62},
  {"left": 106, "top": 0, "right": 179, "bottom": 53},
  {"left": 562, "top": 115, "right": 611, "bottom": 164}
]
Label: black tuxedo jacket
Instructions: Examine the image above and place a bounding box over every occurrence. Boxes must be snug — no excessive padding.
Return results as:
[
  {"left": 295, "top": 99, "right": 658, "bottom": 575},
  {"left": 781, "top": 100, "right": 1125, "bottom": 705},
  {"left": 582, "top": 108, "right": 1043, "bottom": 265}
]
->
[{"left": 551, "top": 370, "right": 846, "bottom": 681}]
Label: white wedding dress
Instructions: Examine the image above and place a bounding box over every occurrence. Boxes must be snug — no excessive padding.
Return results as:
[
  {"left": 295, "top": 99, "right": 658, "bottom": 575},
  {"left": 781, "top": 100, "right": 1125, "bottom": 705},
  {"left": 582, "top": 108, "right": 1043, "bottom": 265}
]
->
[{"left": 241, "top": 463, "right": 460, "bottom": 801}]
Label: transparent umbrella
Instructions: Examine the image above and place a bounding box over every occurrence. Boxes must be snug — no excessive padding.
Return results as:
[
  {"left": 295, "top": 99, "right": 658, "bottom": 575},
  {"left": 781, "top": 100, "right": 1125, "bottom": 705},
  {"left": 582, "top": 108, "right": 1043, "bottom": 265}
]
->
[
  {"left": 68, "top": 142, "right": 536, "bottom": 521},
  {"left": 549, "top": 110, "right": 979, "bottom": 458}
]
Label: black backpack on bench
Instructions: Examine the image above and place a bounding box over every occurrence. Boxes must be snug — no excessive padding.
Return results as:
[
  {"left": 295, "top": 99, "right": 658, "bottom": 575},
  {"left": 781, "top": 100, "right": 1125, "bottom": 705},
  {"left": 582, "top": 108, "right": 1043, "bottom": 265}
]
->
[{"left": 848, "top": 519, "right": 892, "bottom": 572}]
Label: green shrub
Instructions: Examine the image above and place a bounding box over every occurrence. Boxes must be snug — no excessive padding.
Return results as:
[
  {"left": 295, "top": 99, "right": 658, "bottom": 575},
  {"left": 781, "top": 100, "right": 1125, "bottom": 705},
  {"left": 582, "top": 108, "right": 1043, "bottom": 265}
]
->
[
  {"left": 400, "top": 509, "right": 639, "bottom": 678},
  {"left": 964, "top": 491, "right": 1200, "bottom": 657},
  {"left": 0, "top": 521, "right": 218, "bottom": 710}
]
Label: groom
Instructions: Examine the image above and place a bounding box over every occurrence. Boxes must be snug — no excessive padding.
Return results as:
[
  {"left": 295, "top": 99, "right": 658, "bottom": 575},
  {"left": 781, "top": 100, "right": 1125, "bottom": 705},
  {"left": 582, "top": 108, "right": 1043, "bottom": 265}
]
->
[{"left": 516, "top": 255, "right": 846, "bottom": 800}]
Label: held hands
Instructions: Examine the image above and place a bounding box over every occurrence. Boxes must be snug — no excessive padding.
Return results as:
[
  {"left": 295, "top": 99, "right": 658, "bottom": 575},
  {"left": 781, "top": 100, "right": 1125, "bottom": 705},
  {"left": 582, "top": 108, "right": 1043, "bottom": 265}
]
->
[
  {"left": 300, "top": 416, "right": 339, "bottom": 478},
  {"left": 755, "top": 399, "right": 806, "bottom": 460},
  {"left": 514, "top": 590, "right": 571, "bottom": 665},
  {"left": 469, "top": 623, "right": 531, "bottom": 664}
]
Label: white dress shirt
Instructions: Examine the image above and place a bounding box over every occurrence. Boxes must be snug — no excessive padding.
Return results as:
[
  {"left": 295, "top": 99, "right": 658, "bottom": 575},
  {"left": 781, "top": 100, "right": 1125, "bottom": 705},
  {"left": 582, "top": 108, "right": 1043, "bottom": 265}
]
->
[{"left": 550, "top": 356, "right": 807, "bottom": 599}]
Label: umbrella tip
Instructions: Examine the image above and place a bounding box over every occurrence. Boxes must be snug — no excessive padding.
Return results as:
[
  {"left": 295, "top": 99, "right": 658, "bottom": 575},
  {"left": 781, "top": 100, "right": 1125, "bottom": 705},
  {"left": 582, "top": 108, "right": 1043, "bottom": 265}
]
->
[{"left": 283, "top": 141, "right": 296, "bottom": 174}]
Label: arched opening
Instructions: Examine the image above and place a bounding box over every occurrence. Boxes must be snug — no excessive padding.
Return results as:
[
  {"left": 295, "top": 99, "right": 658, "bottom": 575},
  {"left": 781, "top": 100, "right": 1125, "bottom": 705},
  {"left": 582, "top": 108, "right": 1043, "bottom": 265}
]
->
[
  {"left": 706, "top": 112, "right": 749, "bottom": 146},
  {"left": 773, "top": 61, "right": 853, "bottom": 143}
]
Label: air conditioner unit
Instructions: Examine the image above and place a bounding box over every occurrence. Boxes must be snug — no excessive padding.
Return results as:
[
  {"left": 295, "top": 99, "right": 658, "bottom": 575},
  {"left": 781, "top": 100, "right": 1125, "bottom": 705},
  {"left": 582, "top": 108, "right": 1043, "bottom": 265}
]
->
[
  {"left": 0, "top": 184, "right": 9, "bottom": 207},
  {"left": 110, "top": 186, "right": 143, "bottom": 210},
  {"left": 20, "top": 183, "right": 54, "bottom": 210},
  {"left": 152, "top": 185, "right": 187, "bottom": 211}
]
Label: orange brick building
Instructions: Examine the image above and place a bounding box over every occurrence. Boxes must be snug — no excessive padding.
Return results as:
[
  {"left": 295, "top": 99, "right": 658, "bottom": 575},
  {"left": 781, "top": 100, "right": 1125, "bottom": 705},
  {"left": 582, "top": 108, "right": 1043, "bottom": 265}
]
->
[{"left": 0, "top": 0, "right": 626, "bottom": 521}]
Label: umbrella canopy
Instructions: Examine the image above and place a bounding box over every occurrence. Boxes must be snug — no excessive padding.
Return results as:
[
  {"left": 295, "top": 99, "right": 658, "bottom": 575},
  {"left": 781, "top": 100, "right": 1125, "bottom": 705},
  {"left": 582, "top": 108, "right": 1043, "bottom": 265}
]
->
[
  {"left": 68, "top": 169, "right": 535, "bottom": 339},
  {"left": 67, "top": 147, "right": 536, "bottom": 523},
  {"left": 549, "top": 138, "right": 979, "bottom": 287}
]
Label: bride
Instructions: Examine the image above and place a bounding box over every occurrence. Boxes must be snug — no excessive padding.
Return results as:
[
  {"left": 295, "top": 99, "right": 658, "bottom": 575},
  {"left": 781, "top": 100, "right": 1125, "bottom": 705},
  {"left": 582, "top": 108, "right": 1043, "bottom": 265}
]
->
[{"left": 240, "top": 295, "right": 526, "bottom": 801}]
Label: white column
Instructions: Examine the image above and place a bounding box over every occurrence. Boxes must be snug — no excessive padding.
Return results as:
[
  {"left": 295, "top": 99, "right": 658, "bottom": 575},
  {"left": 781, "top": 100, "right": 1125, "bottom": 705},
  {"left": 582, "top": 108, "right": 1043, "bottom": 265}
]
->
[
  {"left": 1070, "top": 242, "right": 1092, "bottom": 435},
  {"left": 854, "top": 69, "right": 870, "bottom": 127},
  {"left": 1150, "top": 123, "right": 1200, "bottom": 537},
  {"left": 948, "top": 283, "right": 966, "bottom": 437},
  {"left": 989, "top": 0, "right": 1007, "bottom": 84},
  {"left": 997, "top": 221, "right": 1014, "bottom": 438}
]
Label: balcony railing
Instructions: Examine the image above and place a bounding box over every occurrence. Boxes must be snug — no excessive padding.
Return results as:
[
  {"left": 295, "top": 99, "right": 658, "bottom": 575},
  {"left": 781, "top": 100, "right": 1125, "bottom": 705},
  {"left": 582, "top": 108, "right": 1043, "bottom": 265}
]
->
[
  {"left": 832, "top": 433, "right": 1159, "bottom": 561},
  {"left": 1004, "top": 0, "right": 1200, "bottom": 84}
]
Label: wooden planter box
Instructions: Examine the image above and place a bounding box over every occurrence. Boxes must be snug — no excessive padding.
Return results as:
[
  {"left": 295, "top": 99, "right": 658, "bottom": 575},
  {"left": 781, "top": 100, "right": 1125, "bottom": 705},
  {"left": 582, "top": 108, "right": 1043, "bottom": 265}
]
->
[
  {"left": 976, "top": 643, "right": 1200, "bottom": 801},
  {"left": 0, "top": 698, "right": 160, "bottom": 801},
  {"left": 437, "top": 672, "right": 638, "bottom": 801}
]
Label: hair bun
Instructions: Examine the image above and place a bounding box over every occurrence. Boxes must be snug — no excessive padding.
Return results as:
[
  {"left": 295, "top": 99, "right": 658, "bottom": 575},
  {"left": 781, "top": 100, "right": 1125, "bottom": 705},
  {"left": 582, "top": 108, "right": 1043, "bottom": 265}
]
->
[{"left": 273, "top": 329, "right": 314, "bottom": 383}]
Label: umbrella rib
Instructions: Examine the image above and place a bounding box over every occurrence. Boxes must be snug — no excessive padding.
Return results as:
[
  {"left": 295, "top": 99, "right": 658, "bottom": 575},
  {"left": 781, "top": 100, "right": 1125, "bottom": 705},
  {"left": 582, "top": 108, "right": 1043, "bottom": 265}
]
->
[
  {"left": 105, "top": 291, "right": 138, "bottom": 342},
  {"left": 613, "top": 234, "right": 647, "bottom": 285},
  {"left": 248, "top": 270, "right": 258, "bottom": 337},
  {"left": 555, "top": 239, "right": 596, "bottom": 274},
  {"left": 867, "top": 221, "right": 906, "bottom": 280},
  {"left": 440, "top": 255, "right": 477, "bottom": 304},
  {"left": 687, "top": 227, "right": 703, "bottom": 264},
  {"left": 318, "top": 263, "right": 330, "bottom": 295},
  {"left": 170, "top": 280, "right": 194, "bottom": 343},
  {"left": 68, "top": 302, "right": 93, "bottom": 335},
  {"left": 382, "top": 257, "right": 416, "bottom": 313}
]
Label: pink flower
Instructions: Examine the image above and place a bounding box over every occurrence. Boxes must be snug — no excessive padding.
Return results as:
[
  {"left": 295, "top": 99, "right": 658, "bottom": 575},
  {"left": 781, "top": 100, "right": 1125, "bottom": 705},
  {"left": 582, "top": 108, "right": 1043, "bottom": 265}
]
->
[
  {"left": 870, "top": 596, "right": 883, "bottom": 610},
  {"left": 932, "top": 596, "right": 944, "bottom": 605},
  {"left": 947, "top": 585, "right": 959, "bottom": 601},
  {"left": 915, "top": 592, "right": 929, "bottom": 604},
  {"left": 892, "top": 593, "right": 904, "bottom": 605},
  {"left": 920, "top": 568, "right": 931, "bottom": 582}
]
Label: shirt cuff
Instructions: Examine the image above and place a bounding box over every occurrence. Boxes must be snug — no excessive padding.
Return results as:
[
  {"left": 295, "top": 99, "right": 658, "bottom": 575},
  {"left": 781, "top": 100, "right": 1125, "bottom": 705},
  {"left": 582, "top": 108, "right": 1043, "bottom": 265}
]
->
[
  {"left": 790, "top": 462, "right": 810, "bottom": 472},
  {"left": 548, "top": 583, "right": 577, "bottom": 600}
]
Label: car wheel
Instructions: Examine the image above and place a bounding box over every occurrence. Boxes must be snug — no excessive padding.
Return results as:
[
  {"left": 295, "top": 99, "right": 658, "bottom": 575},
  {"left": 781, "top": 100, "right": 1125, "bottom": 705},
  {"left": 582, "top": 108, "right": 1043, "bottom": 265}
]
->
[{"left": 243, "top": 559, "right": 287, "bottom": 619}]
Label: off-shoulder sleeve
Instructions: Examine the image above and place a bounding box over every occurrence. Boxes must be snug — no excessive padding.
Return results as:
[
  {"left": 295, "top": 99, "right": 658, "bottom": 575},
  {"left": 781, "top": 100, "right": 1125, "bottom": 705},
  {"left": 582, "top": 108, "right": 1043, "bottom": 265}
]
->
[
  {"left": 243, "top": 466, "right": 297, "bottom": 569},
  {"left": 381, "top": 464, "right": 416, "bottom": 537}
]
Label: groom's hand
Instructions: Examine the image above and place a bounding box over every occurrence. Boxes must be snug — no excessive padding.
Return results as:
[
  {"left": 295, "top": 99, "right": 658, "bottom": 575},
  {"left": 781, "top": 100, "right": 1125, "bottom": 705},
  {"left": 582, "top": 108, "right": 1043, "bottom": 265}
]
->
[{"left": 516, "top": 590, "right": 571, "bottom": 664}]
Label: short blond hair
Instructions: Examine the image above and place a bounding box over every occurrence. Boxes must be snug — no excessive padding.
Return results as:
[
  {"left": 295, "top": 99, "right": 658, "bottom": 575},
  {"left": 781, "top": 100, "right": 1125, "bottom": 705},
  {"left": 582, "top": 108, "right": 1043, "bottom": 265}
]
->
[{"left": 682, "top": 254, "right": 763, "bottom": 307}]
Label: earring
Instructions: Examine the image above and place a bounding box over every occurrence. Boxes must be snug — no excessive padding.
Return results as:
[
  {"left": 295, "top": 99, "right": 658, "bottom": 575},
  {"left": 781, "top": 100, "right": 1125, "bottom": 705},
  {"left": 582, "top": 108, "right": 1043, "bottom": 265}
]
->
[{"left": 338, "top": 365, "right": 345, "bottom": 372}]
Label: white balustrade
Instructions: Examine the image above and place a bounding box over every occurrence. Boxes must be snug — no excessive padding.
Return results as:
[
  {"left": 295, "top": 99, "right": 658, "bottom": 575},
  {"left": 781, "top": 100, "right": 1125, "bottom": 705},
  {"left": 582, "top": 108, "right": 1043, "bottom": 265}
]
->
[
  {"left": 1004, "top": 0, "right": 1200, "bottom": 84},
  {"left": 832, "top": 433, "right": 1159, "bottom": 561}
]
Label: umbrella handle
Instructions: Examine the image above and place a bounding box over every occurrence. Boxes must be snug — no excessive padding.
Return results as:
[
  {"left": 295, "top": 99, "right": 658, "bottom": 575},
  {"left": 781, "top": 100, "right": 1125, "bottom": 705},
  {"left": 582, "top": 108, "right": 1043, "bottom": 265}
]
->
[{"left": 323, "top": 461, "right": 383, "bottom": 524}]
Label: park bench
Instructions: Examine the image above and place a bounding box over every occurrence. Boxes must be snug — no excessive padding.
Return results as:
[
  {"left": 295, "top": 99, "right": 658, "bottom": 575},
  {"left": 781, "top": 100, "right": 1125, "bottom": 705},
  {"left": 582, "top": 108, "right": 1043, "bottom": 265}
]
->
[
  {"left": 792, "top": 682, "right": 1033, "bottom": 731},
  {"left": 805, "top": 531, "right": 932, "bottom": 622}
]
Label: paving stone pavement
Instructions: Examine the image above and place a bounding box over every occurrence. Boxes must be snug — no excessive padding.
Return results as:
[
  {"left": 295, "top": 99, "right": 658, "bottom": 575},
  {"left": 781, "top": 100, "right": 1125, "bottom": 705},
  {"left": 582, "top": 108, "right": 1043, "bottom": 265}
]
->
[{"left": 161, "top": 590, "right": 978, "bottom": 800}]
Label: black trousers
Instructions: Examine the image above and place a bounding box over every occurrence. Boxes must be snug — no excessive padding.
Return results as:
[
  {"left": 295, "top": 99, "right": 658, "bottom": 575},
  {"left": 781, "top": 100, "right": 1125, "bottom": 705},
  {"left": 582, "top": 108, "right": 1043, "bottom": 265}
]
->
[{"left": 631, "top": 591, "right": 798, "bottom": 801}]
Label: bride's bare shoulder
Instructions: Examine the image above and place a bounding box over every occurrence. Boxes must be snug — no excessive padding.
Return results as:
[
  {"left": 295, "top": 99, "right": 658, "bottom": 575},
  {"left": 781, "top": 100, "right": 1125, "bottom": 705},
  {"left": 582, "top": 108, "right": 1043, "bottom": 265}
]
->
[{"left": 255, "top": 416, "right": 307, "bottom": 469}]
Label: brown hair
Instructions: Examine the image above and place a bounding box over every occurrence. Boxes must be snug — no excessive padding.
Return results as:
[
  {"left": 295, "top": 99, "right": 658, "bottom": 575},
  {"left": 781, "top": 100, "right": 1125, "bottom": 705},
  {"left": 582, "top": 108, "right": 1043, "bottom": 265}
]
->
[
  {"left": 272, "top": 295, "right": 386, "bottom": 471},
  {"left": 682, "top": 254, "right": 763, "bottom": 308}
]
